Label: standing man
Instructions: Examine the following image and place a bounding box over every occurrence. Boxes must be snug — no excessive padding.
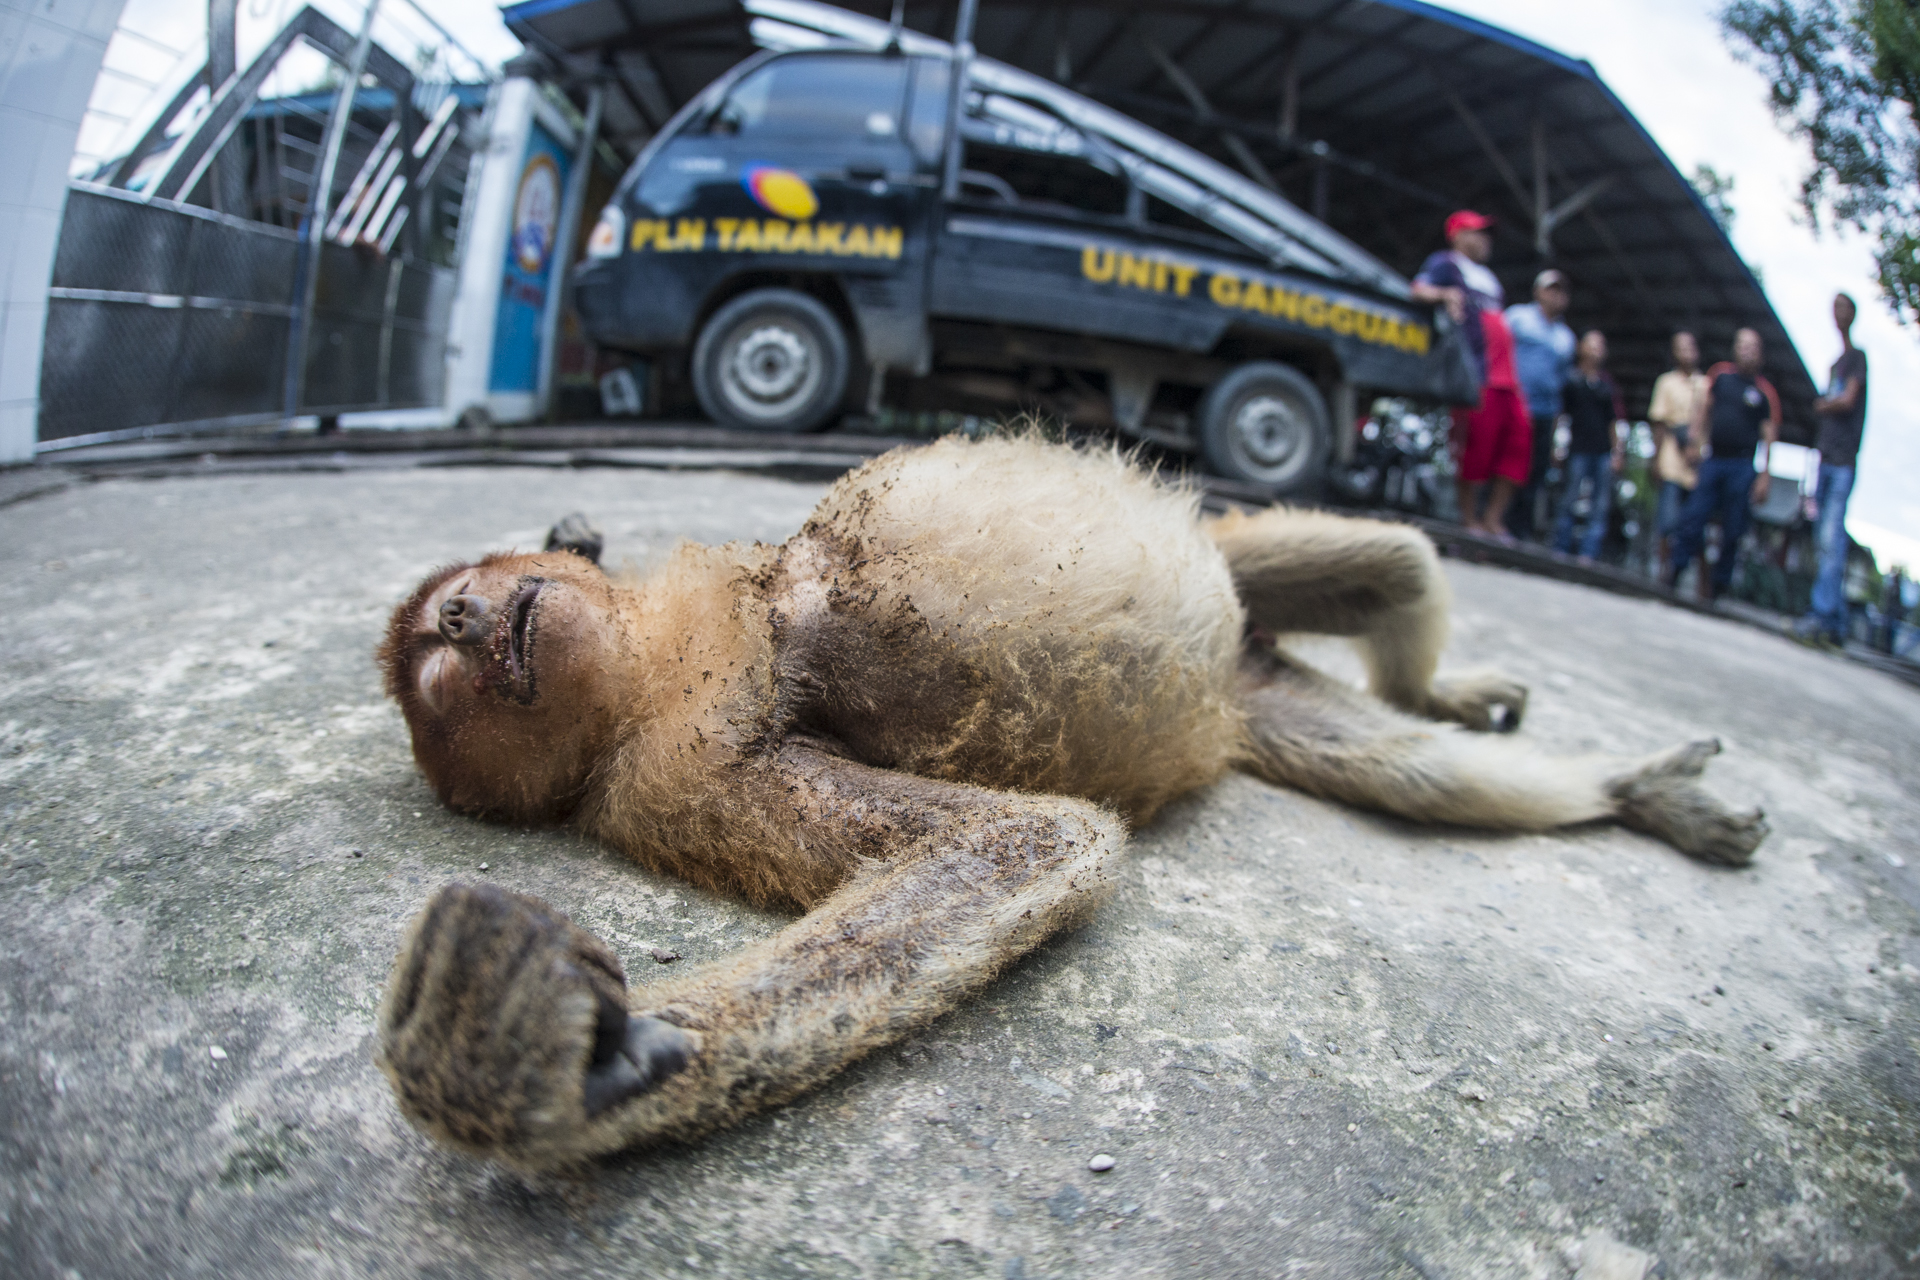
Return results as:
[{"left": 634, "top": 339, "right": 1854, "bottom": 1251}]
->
[
  {"left": 1793, "top": 293, "right": 1869, "bottom": 646},
  {"left": 1647, "top": 331, "right": 1709, "bottom": 581},
  {"left": 1505, "top": 269, "right": 1576, "bottom": 540},
  {"left": 1411, "top": 210, "right": 1529, "bottom": 539},
  {"left": 1664, "top": 328, "right": 1780, "bottom": 601},
  {"left": 1553, "top": 330, "right": 1626, "bottom": 562}
]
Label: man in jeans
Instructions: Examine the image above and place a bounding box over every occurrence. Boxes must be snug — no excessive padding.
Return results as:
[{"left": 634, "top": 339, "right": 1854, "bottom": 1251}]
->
[
  {"left": 1664, "top": 328, "right": 1780, "bottom": 600},
  {"left": 1793, "top": 293, "right": 1869, "bottom": 646},
  {"left": 1553, "top": 330, "right": 1625, "bottom": 561},
  {"left": 1647, "top": 331, "right": 1708, "bottom": 582},
  {"left": 1504, "top": 269, "right": 1576, "bottom": 540}
]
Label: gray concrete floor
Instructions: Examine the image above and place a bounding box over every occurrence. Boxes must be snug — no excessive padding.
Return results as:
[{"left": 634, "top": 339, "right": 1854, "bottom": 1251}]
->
[{"left": 1, "top": 464, "right": 1916, "bottom": 1280}]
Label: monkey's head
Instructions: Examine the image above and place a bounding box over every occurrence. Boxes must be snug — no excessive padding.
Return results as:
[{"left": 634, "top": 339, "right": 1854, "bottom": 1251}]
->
[{"left": 379, "top": 550, "right": 631, "bottom": 821}]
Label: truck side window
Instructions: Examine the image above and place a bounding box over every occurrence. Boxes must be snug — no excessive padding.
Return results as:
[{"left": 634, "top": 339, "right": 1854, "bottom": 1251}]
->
[
  {"left": 904, "top": 57, "right": 952, "bottom": 168},
  {"left": 709, "top": 54, "right": 910, "bottom": 141},
  {"left": 960, "top": 141, "right": 1130, "bottom": 219}
]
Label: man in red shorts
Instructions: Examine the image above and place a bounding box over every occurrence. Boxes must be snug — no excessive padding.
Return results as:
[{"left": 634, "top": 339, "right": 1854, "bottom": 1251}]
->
[{"left": 1411, "top": 210, "right": 1530, "bottom": 538}]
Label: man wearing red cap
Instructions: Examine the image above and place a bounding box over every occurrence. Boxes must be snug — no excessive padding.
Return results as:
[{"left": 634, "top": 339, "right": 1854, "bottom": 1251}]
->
[{"left": 1411, "top": 210, "right": 1529, "bottom": 538}]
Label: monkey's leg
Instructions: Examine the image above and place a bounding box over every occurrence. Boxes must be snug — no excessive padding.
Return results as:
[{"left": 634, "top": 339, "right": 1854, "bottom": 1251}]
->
[
  {"left": 377, "top": 748, "right": 1124, "bottom": 1170},
  {"left": 1207, "top": 506, "right": 1527, "bottom": 731},
  {"left": 1234, "top": 647, "right": 1766, "bottom": 865}
]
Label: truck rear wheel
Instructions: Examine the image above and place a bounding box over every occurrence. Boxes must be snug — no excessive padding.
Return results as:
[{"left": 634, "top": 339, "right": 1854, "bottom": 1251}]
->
[
  {"left": 692, "top": 288, "right": 850, "bottom": 433},
  {"left": 1197, "top": 361, "right": 1330, "bottom": 495}
]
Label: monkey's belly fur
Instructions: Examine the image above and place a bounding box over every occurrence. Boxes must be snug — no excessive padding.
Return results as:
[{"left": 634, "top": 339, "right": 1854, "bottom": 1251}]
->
[{"left": 767, "top": 438, "right": 1246, "bottom": 824}]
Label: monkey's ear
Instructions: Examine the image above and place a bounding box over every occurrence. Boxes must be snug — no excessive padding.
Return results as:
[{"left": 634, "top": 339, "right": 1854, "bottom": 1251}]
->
[{"left": 544, "top": 513, "right": 604, "bottom": 567}]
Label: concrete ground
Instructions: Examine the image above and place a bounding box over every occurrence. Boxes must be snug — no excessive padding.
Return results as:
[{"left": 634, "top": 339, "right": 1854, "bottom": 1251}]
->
[{"left": 2, "top": 462, "right": 1916, "bottom": 1280}]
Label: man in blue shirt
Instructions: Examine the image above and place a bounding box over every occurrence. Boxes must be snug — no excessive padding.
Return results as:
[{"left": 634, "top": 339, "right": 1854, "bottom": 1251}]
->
[{"left": 1504, "top": 269, "right": 1575, "bottom": 540}]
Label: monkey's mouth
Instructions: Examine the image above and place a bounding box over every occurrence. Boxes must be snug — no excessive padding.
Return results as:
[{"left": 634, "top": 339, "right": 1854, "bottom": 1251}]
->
[{"left": 500, "top": 578, "right": 546, "bottom": 699}]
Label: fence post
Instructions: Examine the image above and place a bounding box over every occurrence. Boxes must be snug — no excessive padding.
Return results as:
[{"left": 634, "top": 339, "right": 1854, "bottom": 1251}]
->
[
  {"left": 282, "top": 0, "right": 383, "bottom": 428},
  {"left": 535, "top": 83, "right": 603, "bottom": 422}
]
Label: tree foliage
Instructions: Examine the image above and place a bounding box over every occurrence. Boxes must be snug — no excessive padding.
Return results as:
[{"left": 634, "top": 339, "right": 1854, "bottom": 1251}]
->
[
  {"left": 1722, "top": 0, "right": 1920, "bottom": 320},
  {"left": 1691, "top": 163, "right": 1739, "bottom": 234}
]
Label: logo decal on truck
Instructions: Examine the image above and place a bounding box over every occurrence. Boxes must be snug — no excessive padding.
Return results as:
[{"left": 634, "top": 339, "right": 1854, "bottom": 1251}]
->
[
  {"left": 1081, "top": 245, "right": 1429, "bottom": 355},
  {"left": 743, "top": 165, "right": 819, "bottom": 219}
]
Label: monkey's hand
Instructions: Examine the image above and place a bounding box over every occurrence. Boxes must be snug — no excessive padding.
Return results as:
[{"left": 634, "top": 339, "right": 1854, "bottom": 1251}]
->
[
  {"left": 1609, "top": 739, "right": 1767, "bottom": 866},
  {"left": 377, "top": 882, "right": 698, "bottom": 1170},
  {"left": 544, "top": 512, "right": 605, "bottom": 567},
  {"left": 1424, "top": 672, "right": 1529, "bottom": 733}
]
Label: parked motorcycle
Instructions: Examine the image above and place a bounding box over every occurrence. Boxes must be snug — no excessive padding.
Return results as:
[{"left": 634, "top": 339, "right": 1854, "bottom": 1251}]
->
[{"left": 1328, "top": 403, "right": 1451, "bottom": 517}]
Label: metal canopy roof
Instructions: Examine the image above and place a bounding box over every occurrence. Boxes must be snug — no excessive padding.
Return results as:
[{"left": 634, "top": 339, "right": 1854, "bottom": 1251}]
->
[{"left": 501, "top": 0, "right": 1817, "bottom": 439}]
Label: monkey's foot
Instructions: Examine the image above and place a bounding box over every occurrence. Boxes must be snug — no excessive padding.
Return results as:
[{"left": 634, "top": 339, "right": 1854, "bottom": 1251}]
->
[
  {"left": 544, "top": 512, "right": 605, "bottom": 566},
  {"left": 378, "top": 882, "right": 697, "bottom": 1169},
  {"left": 1609, "top": 739, "right": 1767, "bottom": 866},
  {"left": 1426, "top": 672, "right": 1529, "bottom": 733}
]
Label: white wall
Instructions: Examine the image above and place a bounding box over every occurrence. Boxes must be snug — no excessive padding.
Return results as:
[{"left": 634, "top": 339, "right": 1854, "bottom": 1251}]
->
[{"left": 0, "top": 0, "right": 121, "bottom": 465}]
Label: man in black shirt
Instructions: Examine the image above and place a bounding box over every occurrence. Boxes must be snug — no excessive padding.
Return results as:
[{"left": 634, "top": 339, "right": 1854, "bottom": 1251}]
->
[
  {"left": 1793, "top": 293, "right": 1869, "bottom": 646},
  {"left": 1663, "top": 328, "right": 1780, "bottom": 600},
  {"left": 1553, "top": 330, "right": 1626, "bottom": 561}
]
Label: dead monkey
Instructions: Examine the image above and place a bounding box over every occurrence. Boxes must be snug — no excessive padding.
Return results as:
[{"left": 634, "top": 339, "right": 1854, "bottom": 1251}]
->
[{"left": 374, "top": 434, "right": 1766, "bottom": 1171}]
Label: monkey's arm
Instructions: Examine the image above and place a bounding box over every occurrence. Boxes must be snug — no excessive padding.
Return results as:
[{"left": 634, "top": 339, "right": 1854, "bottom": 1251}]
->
[{"left": 376, "top": 746, "right": 1124, "bottom": 1171}]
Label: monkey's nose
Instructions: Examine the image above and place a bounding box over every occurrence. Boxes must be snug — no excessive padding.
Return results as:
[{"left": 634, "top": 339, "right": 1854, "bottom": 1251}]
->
[{"left": 438, "top": 593, "right": 496, "bottom": 646}]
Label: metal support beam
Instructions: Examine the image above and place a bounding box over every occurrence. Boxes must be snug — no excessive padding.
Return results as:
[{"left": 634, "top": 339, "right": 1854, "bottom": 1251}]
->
[
  {"left": 283, "top": 0, "right": 382, "bottom": 427},
  {"left": 1529, "top": 114, "right": 1611, "bottom": 256},
  {"left": 1538, "top": 175, "right": 1612, "bottom": 256},
  {"left": 1278, "top": 37, "right": 1299, "bottom": 141},
  {"left": 1140, "top": 31, "right": 1276, "bottom": 191},
  {"left": 1579, "top": 206, "right": 1665, "bottom": 322},
  {"left": 940, "top": 0, "right": 980, "bottom": 202},
  {"left": 536, "top": 84, "right": 605, "bottom": 421},
  {"left": 207, "top": 0, "right": 244, "bottom": 215},
  {"left": 1101, "top": 87, "right": 1454, "bottom": 209},
  {"left": 1442, "top": 86, "right": 1531, "bottom": 218}
]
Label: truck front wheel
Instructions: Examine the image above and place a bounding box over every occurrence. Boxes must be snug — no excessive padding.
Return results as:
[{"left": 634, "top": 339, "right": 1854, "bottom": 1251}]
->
[
  {"left": 1197, "top": 361, "right": 1330, "bottom": 495},
  {"left": 691, "top": 288, "right": 850, "bottom": 433}
]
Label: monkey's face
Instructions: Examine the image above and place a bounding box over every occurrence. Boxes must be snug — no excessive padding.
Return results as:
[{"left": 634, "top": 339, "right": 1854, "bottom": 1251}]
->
[{"left": 380, "top": 551, "right": 630, "bottom": 821}]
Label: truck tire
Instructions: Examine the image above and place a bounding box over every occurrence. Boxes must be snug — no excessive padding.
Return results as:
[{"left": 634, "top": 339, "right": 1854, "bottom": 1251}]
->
[
  {"left": 1196, "top": 361, "right": 1331, "bottom": 495},
  {"left": 691, "top": 288, "right": 850, "bottom": 433}
]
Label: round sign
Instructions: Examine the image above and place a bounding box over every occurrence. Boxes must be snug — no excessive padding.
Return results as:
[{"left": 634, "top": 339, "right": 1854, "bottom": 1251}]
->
[{"left": 512, "top": 153, "right": 561, "bottom": 275}]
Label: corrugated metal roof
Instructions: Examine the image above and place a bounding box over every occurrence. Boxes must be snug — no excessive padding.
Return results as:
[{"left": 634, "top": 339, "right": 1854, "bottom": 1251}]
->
[{"left": 501, "top": 0, "right": 1817, "bottom": 437}]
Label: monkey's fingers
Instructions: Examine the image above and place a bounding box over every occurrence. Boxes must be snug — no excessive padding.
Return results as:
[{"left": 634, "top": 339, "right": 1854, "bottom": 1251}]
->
[
  {"left": 376, "top": 882, "right": 689, "bottom": 1169},
  {"left": 544, "top": 512, "right": 604, "bottom": 566}
]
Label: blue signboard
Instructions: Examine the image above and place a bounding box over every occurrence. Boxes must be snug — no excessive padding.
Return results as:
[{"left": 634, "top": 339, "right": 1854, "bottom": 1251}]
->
[{"left": 488, "top": 122, "right": 570, "bottom": 393}]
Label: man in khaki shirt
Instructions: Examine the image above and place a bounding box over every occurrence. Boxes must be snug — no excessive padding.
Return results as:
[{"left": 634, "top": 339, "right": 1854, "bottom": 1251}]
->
[{"left": 1647, "top": 331, "right": 1709, "bottom": 580}]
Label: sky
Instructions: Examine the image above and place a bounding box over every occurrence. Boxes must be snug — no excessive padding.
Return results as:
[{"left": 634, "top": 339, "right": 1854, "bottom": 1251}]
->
[{"left": 75, "top": 0, "right": 1920, "bottom": 568}]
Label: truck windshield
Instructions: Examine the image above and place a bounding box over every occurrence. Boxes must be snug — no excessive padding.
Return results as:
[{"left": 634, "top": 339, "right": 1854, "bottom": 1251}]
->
[{"left": 710, "top": 53, "right": 910, "bottom": 142}]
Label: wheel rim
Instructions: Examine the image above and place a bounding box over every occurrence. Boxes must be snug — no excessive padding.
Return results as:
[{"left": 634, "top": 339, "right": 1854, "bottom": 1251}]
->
[
  {"left": 719, "top": 319, "right": 821, "bottom": 422},
  {"left": 1226, "top": 391, "right": 1315, "bottom": 484}
]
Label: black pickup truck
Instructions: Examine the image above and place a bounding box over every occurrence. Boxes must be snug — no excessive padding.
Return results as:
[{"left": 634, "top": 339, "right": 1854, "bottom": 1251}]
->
[{"left": 571, "top": 5, "right": 1469, "bottom": 494}]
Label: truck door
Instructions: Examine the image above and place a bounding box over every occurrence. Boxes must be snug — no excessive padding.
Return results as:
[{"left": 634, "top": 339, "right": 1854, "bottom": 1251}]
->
[
  {"left": 927, "top": 104, "right": 1221, "bottom": 354},
  {"left": 630, "top": 50, "right": 934, "bottom": 371}
]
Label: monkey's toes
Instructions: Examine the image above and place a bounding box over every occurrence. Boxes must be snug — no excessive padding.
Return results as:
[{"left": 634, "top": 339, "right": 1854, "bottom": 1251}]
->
[
  {"left": 1688, "top": 807, "right": 1768, "bottom": 867},
  {"left": 1430, "top": 674, "right": 1529, "bottom": 733},
  {"left": 583, "top": 1000, "right": 699, "bottom": 1117},
  {"left": 1665, "top": 738, "right": 1722, "bottom": 778}
]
